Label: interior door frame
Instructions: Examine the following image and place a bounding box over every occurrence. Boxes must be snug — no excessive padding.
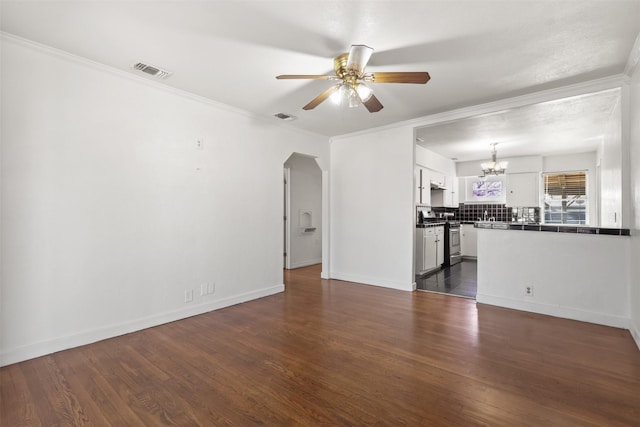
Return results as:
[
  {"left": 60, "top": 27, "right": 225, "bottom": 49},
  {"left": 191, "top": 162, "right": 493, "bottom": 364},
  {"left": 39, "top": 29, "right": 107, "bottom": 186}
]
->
[{"left": 284, "top": 167, "right": 292, "bottom": 269}]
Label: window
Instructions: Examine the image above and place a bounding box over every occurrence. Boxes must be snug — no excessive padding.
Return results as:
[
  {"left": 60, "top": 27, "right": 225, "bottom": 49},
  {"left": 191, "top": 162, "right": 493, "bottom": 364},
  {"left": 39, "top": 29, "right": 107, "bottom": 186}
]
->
[{"left": 543, "top": 172, "right": 587, "bottom": 225}]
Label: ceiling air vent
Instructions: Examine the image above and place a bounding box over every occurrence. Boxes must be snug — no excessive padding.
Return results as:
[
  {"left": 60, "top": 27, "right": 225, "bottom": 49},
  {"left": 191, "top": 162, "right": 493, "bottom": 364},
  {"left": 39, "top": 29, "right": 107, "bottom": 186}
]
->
[
  {"left": 132, "top": 62, "right": 172, "bottom": 79},
  {"left": 273, "top": 112, "right": 296, "bottom": 121}
]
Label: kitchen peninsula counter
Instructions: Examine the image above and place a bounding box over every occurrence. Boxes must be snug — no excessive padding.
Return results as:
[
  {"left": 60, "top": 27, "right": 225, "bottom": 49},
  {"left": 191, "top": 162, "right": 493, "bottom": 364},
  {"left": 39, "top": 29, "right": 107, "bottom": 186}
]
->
[
  {"left": 474, "top": 221, "right": 630, "bottom": 236},
  {"left": 476, "top": 224, "right": 630, "bottom": 330}
]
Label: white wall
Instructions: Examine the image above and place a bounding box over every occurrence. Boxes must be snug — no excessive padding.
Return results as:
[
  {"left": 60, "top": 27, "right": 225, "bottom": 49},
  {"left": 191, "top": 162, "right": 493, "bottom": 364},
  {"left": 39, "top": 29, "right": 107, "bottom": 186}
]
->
[
  {"left": 0, "top": 36, "right": 329, "bottom": 365},
  {"left": 598, "top": 98, "right": 624, "bottom": 227},
  {"left": 456, "top": 155, "right": 542, "bottom": 177},
  {"left": 284, "top": 154, "right": 322, "bottom": 269},
  {"left": 627, "top": 49, "right": 640, "bottom": 349},
  {"left": 330, "top": 126, "right": 415, "bottom": 291},
  {"left": 415, "top": 145, "right": 456, "bottom": 176},
  {"left": 477, "top": 229, "right": 630, "bottom": 328}
]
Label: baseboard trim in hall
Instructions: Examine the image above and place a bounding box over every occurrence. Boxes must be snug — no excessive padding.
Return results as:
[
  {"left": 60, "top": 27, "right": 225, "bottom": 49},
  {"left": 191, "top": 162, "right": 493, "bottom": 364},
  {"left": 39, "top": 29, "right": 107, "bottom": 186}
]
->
[
  {"left": 631, "top": 320, "right": 640, "bottom": 351},
  {"left": 476, "top": 293, "right": 630, "bottom": 330},
  {"left": 288, "top": 258, "right": 322, "bottom": 269},
  {"left": 330, "top": 271, "right": 414, "bottom": 292},
  {"left": 0, "top": 284, "right": 284, "bottom": 367}
]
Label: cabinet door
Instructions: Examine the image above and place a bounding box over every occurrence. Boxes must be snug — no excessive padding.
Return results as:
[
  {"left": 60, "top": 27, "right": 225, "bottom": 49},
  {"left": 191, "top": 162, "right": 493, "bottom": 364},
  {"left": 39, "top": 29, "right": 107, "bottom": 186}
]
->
[
  {"left": 461, "top": 224, "right": 477, "bottom": 257},
  {"left": 415, "top": 168, "right": 422, "bottom": 204},
  {"left": 458, "top": 177, "right": 467, "bottom": 203},
  {"left": 421, "top": 169, "right": 431, "bottom": 205},
  {"left": 444, "top": 176, "right": 459, "bottom": 207},
  {"left": 430, "top": 170, "right": 445, "bottom": 188},
  {"left": 435, "top": 226, "right": 445, "bottom": 266},
  {"left": 424, "top": 228, "right": 437, "bottom": 270},
  {"left": 506, "top": 173, "right": 539, "bottom": 207},
  {"left": 416, "top": 168, "right": 431, "bottom": 205},
  {"left": 415, "top": 228, "right": 424, "bottom": 274}
]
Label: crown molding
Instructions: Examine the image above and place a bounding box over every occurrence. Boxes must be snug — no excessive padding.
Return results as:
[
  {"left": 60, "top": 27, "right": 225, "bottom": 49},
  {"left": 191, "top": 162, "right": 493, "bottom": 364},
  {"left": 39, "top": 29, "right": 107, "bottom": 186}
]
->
[
  {"left": 332, "top": 75, "right": 625, "bottom": 142},
  {"left": 623, "top": 32, "right": 640, "bottom": 77},
  {"left": 0, "top": 31, "right": 326, "bottom": 141}
]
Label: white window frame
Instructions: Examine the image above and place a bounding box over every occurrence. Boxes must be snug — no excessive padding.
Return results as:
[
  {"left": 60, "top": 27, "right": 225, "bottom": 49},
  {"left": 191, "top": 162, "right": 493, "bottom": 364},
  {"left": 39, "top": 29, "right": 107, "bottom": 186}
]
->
[{"left": 542, "top": 171, "right": 588, "bottom": 225}]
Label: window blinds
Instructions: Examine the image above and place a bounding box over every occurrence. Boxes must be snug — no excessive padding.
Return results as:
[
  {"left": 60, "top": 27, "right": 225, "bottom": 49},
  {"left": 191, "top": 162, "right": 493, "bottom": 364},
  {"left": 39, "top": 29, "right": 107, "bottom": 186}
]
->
[{"left": 544, "top": 173, "right": 586, "bottom": 196}]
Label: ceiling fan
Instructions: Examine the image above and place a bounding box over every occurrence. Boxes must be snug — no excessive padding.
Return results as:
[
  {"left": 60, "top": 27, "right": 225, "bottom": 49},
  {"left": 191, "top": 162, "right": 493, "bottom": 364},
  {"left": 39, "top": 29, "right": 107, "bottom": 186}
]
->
[{"left": 276, "top": 44, "right": 430, "bottom": 113}]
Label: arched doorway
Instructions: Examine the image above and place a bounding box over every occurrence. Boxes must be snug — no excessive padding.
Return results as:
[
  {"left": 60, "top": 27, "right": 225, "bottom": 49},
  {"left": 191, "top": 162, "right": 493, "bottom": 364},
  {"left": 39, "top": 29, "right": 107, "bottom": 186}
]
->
[{"left": 283, "top": 153, "right": 323, "bottom": 270}]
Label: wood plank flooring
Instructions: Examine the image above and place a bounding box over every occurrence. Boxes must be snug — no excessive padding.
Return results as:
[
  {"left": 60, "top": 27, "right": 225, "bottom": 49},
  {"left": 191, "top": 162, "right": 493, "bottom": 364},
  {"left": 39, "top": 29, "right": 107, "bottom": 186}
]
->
[{"left": 2, "top": 264, "right": 640, "bottom": 426}]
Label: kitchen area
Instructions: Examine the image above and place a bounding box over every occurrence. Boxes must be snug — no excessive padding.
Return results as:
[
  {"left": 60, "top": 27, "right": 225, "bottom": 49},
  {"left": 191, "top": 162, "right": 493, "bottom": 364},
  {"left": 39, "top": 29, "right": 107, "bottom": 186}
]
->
[
  {"left": 414, "top": 158, "right": 540, "bottom": 299},
  {"left": 410, "top": 87, "right": 635, "bottom": 335}
]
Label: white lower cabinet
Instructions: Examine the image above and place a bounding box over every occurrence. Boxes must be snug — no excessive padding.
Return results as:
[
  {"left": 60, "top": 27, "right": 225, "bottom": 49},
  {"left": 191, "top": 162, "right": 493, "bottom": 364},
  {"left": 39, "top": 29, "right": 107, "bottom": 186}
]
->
[
  {"left": 415, "top": 226, "right": 445, "bottom": 275},
  {"left": 461, "top": 224, "right": 477, "bottom": 258}
]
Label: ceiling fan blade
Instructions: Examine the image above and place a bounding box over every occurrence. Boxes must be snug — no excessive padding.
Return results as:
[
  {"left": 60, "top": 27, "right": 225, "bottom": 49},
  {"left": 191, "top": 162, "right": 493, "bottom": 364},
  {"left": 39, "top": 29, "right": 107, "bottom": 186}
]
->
[
  {"left": 346, "top": 44, "right": 374, "bottom": 75},
  {"left": 303, "top": 84, "right": 341, "bottom": 110},
  {"left": 276, "top": 75, "right": 336, "bottom": 80},
  {"left": 361, "top": 93, "right": 384, "bottom": 113},
  {"left": 366, "top": 72, "right": 431, "bottom": 84}
]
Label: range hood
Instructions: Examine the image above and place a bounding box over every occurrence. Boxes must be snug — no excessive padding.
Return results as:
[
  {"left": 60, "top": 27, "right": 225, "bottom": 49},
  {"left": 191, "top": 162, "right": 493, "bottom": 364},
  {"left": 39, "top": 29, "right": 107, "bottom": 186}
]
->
[{"left": 430, "top": 181, "right": 447, "bottom": 190}]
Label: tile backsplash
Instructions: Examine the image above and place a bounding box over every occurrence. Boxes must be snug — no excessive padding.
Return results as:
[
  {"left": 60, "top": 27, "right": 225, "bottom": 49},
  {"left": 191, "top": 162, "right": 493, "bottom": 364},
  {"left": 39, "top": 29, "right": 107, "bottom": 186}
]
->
[{"left": 430, "top": 204, "right": 540, "bottom": 223}]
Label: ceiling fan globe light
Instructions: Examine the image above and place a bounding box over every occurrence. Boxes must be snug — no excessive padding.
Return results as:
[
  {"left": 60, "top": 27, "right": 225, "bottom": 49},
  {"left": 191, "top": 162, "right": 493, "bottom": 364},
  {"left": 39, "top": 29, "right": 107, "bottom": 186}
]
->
[
  {"left": 346, "top": 87, "right": 360, "bottom": 108},
  {"left": 331, "top": 85, "right": 347, "bottom": 105},
  {"left": 356, "top": 83, "right": 373, "bottom": 102}
]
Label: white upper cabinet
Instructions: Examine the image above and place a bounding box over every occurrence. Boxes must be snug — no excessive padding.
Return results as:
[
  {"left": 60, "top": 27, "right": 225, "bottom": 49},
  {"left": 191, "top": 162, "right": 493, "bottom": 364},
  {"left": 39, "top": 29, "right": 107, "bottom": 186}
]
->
[
  {"left": 506, "top": 172, "right": 540, "bottom": 207},
  {"left": 429, "top": 170, "right": 446, "bottom": 188},
  {"left": 416, "top": 167, "right": 431, "bottom": 205},
  {"left": 432, "top": 175, "right": 458, "bottom": 207}
]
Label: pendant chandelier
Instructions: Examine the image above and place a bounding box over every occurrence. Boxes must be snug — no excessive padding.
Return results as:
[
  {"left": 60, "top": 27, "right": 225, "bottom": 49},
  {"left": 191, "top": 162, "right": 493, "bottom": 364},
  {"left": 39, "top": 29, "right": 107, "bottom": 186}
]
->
[{"left": 480, "top": 143, "right": 508, "bottom": 176}]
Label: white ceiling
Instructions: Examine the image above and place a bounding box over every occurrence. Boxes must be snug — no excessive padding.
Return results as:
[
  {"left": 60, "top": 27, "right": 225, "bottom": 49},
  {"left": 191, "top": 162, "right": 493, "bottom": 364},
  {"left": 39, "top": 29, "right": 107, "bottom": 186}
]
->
[
  {"left": 1, "top": 0, "right": 639, "bottom": 149},
  {"left": 416, "top": 88, "right": 621, "bottom": 162}
]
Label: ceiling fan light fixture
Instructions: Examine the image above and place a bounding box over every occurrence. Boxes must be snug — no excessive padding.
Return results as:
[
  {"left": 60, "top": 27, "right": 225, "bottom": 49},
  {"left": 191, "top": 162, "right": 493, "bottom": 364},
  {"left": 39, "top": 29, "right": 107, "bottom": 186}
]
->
[
  {"left": 330, "top": 84, "right": 360, "bottom": 108},
  {"left": 330, "top": 84, "right": 346, "bottom": 105},
  {"left": 355, "top": 83, "right": 373, "bottom": 102},
  {"left": 346, "top": 86, "right": 360, "bottom": 108}
]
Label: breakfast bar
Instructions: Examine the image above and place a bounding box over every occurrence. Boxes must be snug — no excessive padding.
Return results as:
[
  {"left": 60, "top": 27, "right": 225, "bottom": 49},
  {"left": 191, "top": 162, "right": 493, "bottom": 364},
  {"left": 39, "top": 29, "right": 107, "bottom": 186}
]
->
[{"left": 475, "top": 224, "right": 631, "bottom": 329}]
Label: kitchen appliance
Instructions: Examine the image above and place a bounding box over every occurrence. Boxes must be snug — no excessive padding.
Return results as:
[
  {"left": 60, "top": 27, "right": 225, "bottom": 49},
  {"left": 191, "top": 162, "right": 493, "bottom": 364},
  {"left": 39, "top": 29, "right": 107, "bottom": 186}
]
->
[
  {"left": 418, "top": 209, "right": 435, "bottom": 224},
  {"left": 444, "top": 221, "right": 462, "bottom": 266}
]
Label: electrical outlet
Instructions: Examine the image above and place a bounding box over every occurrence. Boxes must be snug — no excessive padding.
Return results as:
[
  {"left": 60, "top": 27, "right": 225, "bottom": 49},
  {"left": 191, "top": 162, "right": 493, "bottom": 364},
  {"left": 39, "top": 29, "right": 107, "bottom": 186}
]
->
[
  {"left": 200, "top": 283, "right": 207, "bottom": 296},
  {"left": 196, "top": 138, "right": 204, "bottom": 150},
  {"left": 208, "top": 282, "right": 215, "bottom": 294},
  {"left": 525, "top": 285, "right": 534, "bottom": 296},
  {"left": 184, "top": 289, "right": 193, "bottom": 303}
]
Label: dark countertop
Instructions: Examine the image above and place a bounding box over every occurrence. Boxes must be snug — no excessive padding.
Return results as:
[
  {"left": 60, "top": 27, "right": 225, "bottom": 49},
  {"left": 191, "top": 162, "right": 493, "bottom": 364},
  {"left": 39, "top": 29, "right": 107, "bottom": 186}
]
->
[
  {"left": 474, "top": 221, "right": 630, "bottom": 236},
  {"left": 416, "top": 222, "right": 447, "bottom": 228}
]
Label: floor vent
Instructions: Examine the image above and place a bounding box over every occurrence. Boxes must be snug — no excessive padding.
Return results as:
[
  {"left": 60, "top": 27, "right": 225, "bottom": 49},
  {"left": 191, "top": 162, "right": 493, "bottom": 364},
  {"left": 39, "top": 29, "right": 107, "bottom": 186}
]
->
[{"left": 132, "top": 62, "right": 172, "bottom": 79}]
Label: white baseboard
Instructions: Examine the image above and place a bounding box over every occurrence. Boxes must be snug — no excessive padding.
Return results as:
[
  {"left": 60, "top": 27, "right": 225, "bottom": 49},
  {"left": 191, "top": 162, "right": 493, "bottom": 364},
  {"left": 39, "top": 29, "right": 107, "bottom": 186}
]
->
[
  {"left": 476, "top": 293, "right": 629, "bottom": 329},
  {"left": 0, "top": 284, "right": 284, "bottom": 367},
  {"left": 289, "top": 258, "right": 322, "bottom": 269},
  {"left": 330, "top": 271, "right": 414, "bottom": 292},
  {"left": 630, "top": 320, "right": 640, "bottom": 351}
]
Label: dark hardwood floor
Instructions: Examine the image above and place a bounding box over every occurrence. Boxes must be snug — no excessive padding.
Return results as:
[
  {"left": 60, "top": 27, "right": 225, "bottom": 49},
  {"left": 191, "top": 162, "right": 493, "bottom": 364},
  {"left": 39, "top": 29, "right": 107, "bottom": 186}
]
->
[{"left": 2, "top": 264, "right": 640, "bottom": 426}]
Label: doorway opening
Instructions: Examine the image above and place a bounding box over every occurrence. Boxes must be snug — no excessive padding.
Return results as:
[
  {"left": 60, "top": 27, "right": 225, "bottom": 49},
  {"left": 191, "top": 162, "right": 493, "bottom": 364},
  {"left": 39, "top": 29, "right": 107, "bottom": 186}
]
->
[{"left": 283, "top": 153, "right": 323, "bottom": 270}]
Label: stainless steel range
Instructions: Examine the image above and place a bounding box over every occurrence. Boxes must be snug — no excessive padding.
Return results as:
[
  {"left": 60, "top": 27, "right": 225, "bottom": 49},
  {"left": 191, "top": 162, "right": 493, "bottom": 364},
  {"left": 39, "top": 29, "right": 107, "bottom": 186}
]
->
[{"left": 444, "top": 221, "right": 462, "bottom": 266}]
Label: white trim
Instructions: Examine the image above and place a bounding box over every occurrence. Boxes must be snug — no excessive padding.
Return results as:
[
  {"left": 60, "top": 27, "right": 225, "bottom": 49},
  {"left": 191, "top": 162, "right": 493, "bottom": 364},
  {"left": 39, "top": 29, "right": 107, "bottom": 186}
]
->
[
  {"left": 289, "top": 258, "right": 322, "bottom": 269},
  {"left": 0, "top": 285, "right": 284, "bottom": 367},
  {"left": 0, "top": 31, "right": 323, "bottom": 140},
  {"left": 284, "top": 167, "right": 292, "bottom": 270},
  {"left": 332, "top": 75, "right": 625, "bottom": 141},
  {"left": 630, "top": 320, "right": 640, "bottom": 351},
  {"left": 476, "top": 293, "right": 629, "bottom": 329},
  {"left": 321, "top": 171, "right": 330, "bottom": 279},
  {"left": 623, "top": 32, "right": 640, "bottom": 77},
  {"left": 330, "top": 272, "right": 414, "bottom": 292}
]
